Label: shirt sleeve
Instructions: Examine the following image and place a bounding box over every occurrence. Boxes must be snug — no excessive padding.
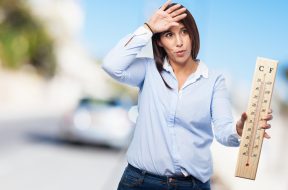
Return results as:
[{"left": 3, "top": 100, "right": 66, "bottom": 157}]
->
[
  {"left": 211, "top": 74, "right": 241, "bottom": 147},
  {"left": 101, "top": 26, "right": 153, "bottom": 87}
]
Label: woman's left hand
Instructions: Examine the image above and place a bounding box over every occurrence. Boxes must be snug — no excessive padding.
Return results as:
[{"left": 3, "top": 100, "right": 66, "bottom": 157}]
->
[{"left": 236, "top": 108, "right": 273, "bottom": 138}]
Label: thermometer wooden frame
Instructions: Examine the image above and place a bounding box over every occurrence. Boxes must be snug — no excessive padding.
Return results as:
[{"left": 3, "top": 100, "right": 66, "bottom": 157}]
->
[{"left": 235, "top": 57, "right": 278, "bottom": 180}]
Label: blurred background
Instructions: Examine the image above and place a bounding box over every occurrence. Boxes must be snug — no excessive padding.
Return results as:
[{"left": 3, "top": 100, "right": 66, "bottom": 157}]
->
[{"left": 0, "top": 0, "right": 287, "bottom": 189}]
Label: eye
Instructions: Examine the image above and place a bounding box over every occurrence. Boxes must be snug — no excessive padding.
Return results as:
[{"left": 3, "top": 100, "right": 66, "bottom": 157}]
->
[
  {"left": 164, "top": 32, "right": 173, "bottom": 38},
  {"left": 181, "top": 28, "right": 188, "bottom": 34}
]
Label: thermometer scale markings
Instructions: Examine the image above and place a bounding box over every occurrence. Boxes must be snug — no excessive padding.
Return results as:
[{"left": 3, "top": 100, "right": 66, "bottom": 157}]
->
[{"left": 246, "top": 74, "right": 266, "bottom": 166}]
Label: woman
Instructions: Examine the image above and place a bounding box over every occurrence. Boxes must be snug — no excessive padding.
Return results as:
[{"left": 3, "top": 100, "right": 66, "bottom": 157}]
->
[{"left": 102, "top": 1, "right": 273, "bottom": 189}]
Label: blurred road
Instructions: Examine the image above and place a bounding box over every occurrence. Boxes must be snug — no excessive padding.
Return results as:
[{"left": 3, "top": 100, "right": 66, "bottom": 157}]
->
[
  {"left": 0, "top": 113, "right": 287, "bottom": 190},
  {"left": 0, "top": 117, "right": 127, "bottom": 190}
]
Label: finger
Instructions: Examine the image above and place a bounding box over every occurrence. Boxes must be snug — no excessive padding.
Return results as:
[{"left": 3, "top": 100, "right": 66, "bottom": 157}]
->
[
  {"left": 236, "top": 112, "right": 247, "bottom": 129},
  {"left": 168, "top": 22, "right": 180, "bottom": 28},
  {"left": 268, "top": 108, "right": 272, "bottom": 114},
  {"left": 160, "top": 0, "right": 172, "bottom": 11},
  {"left": 264, "top": 132, "right": 271, "bottom": 139},
  {"left": 261, "top": 123, "right": 271, "bottom": 129},
  {"left": 171, "top": 7, "right": 187, "bottom": 18},
  {"left": 241, "top": 112, "right": 247, "bottom": 122},
  {"left": 262, "top": 114, "right": 273, "bottom": 121},
  {"left": 172, "top": 13, "right": 187, "bottom": 22},
  {"left": 166, "top": 4, "right": 181, "bottom": 14}
]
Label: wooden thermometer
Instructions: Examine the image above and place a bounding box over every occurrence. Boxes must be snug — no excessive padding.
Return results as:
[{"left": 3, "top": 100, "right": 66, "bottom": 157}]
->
[{"left": 235, "top": 57, "right": 278, "bottom": 180}]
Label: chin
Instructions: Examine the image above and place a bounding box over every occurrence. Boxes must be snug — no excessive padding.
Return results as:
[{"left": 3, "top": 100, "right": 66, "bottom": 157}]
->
[{"left": 174, "top": 56, "right": 190, "bottom": 64}]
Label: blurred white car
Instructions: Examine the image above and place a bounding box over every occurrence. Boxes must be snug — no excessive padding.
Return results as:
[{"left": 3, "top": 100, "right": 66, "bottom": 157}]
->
[{"left": 59, "top": 97, "right": 135, "bottom": 149}]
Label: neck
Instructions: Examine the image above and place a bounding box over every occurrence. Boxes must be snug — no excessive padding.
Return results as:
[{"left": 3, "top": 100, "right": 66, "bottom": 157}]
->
[{"left": 169, "top": 57, "right": 198, "bottom": 76}]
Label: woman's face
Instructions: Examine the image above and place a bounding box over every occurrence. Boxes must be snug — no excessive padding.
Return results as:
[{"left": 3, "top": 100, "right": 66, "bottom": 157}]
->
[{"left": 158, "top": 23, "right": 192, "bottom": 65}]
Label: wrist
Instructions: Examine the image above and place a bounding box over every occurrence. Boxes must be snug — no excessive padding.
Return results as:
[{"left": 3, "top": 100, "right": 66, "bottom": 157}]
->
[{"left": 144, "top": 22, "right": 154, "bottom": 34}]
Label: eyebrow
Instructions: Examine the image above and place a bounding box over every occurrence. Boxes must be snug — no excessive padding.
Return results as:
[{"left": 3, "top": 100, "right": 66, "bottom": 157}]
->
[
  {"left": 160, "top": 26, "right": 187, "bottom": 37},
  {"left": 160, "top": 31, "right": 171, "bottom": 37}
]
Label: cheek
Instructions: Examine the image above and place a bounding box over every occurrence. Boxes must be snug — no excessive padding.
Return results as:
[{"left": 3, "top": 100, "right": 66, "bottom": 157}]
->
[
  {"left": 162, "top": 44, "right": 174, "bottom": 54},
  {"left": 163, "top": 41, "right": 173, "bottom": 51},
  {"left": 160, "top": 38, "right": 174, "bottom": 50},
  {"left": 185, "top": 37, "right": 192, "bottom": 49}
]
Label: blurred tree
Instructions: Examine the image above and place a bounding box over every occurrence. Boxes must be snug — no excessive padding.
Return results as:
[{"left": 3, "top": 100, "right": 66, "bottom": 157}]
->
[{"left": 0, "top": 0, "right": 56, "bottom": 78}]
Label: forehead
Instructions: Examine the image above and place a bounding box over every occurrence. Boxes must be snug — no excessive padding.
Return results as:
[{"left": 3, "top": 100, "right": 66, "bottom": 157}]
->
[{"left": 168, "top": 23, "right": 185, "bottom": 31}]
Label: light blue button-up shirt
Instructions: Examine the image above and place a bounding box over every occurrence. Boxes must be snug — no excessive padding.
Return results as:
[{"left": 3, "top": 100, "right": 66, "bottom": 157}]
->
[{"left": 102, "top": 26, "right": 240, "bottom": 183}]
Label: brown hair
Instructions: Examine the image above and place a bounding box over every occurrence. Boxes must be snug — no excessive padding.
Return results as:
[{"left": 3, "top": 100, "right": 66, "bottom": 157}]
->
[{"left": 152, "top": 3, "right": 200, "bottom": 89}]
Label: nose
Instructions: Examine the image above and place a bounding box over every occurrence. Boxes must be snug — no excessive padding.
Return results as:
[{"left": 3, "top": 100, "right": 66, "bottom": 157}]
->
[{"left": 176, "top": 35, "right": 183, "bottom": 47}]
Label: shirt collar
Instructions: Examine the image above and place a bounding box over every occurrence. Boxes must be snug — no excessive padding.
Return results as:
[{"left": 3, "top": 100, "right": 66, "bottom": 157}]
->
[{"left": 163, "top": 57, "right": 174, "bottom": 73}]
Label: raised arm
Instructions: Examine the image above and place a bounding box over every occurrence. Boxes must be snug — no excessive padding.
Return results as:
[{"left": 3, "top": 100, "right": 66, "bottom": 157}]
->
[
  {"left": 102, "top": 0, "right": 187, "bottom": 88},
  {"left": 102, "top": 26, "right": 153, "bottom": 87}
]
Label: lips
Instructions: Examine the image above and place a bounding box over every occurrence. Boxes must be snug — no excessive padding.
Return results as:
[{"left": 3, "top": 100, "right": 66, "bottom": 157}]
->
[{"left": 175, "top": 50, "right": 186, "bottom": 57}]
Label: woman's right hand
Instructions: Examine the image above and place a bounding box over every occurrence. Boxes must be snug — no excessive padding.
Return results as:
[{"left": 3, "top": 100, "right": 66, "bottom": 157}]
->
[{"left": 146, "top": 0, "right": 187, "bottom": 34}]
